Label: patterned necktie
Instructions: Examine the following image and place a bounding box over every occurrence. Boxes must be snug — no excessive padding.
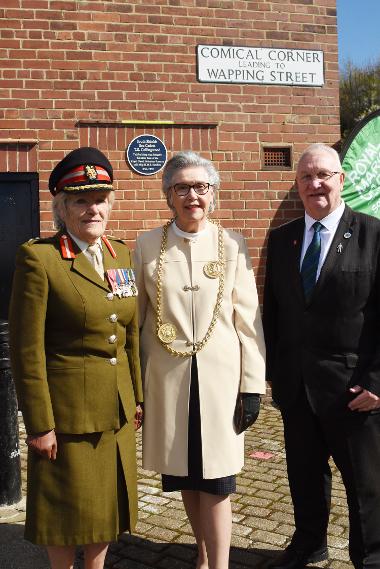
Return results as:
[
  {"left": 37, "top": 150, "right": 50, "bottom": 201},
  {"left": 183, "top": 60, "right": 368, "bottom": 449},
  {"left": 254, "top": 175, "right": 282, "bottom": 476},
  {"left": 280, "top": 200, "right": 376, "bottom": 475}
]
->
[
  {"left": 87, "top": 243, "right": 104, "bottom": 280},
  {"left": 301, "top": 221, "right": 324, "bottom": 302}
]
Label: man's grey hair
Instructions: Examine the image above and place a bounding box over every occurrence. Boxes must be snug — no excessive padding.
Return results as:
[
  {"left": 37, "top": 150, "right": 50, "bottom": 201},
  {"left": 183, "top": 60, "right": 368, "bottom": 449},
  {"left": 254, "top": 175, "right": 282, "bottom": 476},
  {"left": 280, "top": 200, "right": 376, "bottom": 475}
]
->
[
  {"left": 162, "top": 151, "right": 220, "bottom": 213},
  {"left": 52, "top": 190, "right": 115, "bottom": 231},
  {"left": 298, "top": 144, "right": 342, "bottom": 170}
]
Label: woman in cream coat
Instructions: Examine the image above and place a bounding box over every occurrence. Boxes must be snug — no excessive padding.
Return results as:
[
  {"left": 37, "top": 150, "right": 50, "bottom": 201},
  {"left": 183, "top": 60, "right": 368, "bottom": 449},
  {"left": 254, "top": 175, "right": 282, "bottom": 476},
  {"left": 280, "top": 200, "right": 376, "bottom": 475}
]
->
[{"left": 134, "top": 151, "right": 266, "bottom": 569}]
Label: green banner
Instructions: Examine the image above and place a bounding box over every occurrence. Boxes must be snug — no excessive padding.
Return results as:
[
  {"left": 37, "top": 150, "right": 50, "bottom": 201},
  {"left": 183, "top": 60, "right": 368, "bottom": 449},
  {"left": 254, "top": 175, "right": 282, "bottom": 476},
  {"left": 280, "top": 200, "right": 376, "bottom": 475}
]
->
[{"left": 341, "top": 109, "right": 380, "bottom": 218}]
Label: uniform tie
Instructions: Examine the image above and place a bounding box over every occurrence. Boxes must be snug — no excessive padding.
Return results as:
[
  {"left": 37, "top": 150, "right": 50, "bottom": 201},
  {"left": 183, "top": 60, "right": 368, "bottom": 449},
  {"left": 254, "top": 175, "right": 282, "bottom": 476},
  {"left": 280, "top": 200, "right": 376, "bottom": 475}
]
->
[
  {"left": 301, "top": 221, "right": 324, "bottom": 302},
  {"left": 87, "top": 243, "right": 104, "bottom": 280}
]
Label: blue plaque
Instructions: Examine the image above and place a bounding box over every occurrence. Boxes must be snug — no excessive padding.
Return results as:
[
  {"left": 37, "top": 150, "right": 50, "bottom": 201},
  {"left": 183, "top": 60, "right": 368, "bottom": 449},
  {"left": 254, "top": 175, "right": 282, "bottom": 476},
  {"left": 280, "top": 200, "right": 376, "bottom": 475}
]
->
[{"left": 126, "top": 135, "right": 167, "bottom": 176}]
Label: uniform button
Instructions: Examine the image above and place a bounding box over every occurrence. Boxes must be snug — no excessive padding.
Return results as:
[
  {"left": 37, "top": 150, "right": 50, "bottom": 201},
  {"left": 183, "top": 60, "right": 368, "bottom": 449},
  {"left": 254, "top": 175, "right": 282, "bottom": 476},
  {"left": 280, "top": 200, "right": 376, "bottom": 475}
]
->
[
  {"left": 106, "top": 292, "right": 114, "bottom": 301},
  {"left": 109, "top": 357, "right": 117, "bottom": 365},
  {"left": 109, "top": 313, "right": 118, "bottom": 323},
  {"left": 108, "top": 334, "right": 117, "bottom": 344}
]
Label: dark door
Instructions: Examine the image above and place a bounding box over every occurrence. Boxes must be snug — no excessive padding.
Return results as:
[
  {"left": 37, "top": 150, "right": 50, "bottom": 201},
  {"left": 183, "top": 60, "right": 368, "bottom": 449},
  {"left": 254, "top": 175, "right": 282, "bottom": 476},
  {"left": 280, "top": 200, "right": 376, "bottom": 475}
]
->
[{"left": 0, "top": 173, "right": 40, "bottom": 319}]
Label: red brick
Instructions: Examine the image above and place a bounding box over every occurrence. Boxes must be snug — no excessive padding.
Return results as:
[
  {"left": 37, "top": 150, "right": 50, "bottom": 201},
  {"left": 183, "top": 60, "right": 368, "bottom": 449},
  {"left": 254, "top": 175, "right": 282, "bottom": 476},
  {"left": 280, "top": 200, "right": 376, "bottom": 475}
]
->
[{"left": 1, "top": 0, "right": 340, "bottom": 270}]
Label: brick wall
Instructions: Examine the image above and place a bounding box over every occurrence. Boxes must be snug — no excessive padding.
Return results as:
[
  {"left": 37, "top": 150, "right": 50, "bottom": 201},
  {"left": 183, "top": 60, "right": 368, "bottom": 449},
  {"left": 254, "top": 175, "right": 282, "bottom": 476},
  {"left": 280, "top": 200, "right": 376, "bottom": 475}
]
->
[{"left": 0, "top": 0, "right": 340, "bottom": 293}]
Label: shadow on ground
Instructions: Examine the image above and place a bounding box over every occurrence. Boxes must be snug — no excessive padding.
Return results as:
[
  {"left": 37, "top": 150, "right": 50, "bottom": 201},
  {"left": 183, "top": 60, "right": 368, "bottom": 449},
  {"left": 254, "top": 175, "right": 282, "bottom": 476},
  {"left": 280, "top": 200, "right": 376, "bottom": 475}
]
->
[
  {"left": 0, "top": 525, "right": 276, "bottom": 569},
  {"left": 0, "top": 524, "right": 328, "bottom": 569},
  {"left": 0, "top": 524, "right": 49, "bottom": 569}
]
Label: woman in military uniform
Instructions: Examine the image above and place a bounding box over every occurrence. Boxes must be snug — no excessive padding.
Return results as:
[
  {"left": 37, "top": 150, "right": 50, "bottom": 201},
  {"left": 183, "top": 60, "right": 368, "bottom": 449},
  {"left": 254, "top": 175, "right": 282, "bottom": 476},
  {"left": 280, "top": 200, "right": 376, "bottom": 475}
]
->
[
  {"left": 134, "top": 151, "right": 266, "bottom": 569},
  {"left": 9, "top": 147, "right": 143, "bottom": 569}
]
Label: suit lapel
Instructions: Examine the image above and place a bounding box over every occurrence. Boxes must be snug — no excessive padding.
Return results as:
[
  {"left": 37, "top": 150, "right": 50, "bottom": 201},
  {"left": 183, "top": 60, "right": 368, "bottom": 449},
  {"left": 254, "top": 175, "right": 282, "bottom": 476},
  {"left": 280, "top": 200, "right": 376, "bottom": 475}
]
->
[
  {"left": 312, "top": 205, "right": 355, "bottom": 295},
  {"left": 287, "top": 218, "right": 305, "bottom": 305}
]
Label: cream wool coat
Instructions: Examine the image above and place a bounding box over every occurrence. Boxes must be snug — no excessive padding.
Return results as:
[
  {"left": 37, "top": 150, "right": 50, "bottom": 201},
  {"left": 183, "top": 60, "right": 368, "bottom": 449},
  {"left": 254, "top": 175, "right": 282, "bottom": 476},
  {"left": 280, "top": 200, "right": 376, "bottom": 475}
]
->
[{"left": 134, "top": 221, "right": 266, "bottom": 478}]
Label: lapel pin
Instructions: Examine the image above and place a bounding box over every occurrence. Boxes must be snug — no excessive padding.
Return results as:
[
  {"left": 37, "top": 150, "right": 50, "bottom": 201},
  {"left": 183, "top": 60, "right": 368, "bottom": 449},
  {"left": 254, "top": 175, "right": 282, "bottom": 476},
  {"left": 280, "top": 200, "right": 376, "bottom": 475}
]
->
[
  {"left": 293, "top": 240, "right": 297, "bottom": 246},
  {"left": 337, "top": 243, "right": 343, "bottom": 253},
  {"left": 343, "top": 232, "right": 352, "bottom": 239}
]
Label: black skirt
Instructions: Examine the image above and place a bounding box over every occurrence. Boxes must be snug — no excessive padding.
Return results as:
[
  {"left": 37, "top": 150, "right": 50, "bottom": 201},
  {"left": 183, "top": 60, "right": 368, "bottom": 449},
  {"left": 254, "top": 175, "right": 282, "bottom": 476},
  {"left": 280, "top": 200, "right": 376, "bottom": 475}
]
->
[{"left": 162, "top": 357, "right": 236, "bottom": 496}]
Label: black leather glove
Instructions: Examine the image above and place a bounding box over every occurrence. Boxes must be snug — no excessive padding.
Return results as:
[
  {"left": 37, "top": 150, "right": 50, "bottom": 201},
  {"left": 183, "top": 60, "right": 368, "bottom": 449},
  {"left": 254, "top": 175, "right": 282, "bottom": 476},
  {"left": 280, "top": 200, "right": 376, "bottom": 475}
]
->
[{"left": 233, "top": 393, "right": 261, "bottom": 434}]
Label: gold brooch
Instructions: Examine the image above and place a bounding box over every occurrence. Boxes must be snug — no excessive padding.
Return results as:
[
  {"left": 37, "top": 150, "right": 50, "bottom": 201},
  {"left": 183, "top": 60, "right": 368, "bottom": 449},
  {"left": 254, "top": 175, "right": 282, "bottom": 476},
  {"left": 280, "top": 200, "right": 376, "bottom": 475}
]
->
[
  {"left": 203, "top": 260, "right": 224, "bottom": 279},
  {"left": 157, "top": 323, "right": 177, "bottom": 344}
]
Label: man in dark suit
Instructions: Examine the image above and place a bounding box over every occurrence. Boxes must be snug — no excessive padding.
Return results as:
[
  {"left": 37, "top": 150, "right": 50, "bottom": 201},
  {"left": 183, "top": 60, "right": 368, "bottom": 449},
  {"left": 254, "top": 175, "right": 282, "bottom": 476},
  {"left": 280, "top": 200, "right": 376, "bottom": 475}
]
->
[{"left": 263, "top": 144, "right": 380, "bottom": 569}]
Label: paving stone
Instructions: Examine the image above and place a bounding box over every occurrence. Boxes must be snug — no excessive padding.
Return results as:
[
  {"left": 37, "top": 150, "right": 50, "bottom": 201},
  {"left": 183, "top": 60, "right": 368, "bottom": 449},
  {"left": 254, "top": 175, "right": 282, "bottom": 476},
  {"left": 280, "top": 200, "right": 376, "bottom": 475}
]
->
[
  {"left": 243, "top": 516, "right": 279, "bottom": 531},
  {"left": 143, "top": 526, "right": 179, "bottom": 542},
  {"left": 240, "top": 496, "right": 272, "bottom": 508},
  {"left": 328, "top": 536, "right": 349, "bottom": 549},
  {"left": 275, "top": 523, "right": 295, "bottom": 536},
  {"left": 268, "top": 510, "right": 296, "bottom": 524},
  {"left": 116, "top": 544, "right": 162, "bottom": 565},
  {"left": 230, "top": 534, "right": 251, "bottom": 549},
  {"left": 255, "top": 489, "right": 286, "bottom": 501},
  {"left": 231, "top": 523, "right": 252, "bottom": 537},
  {"left": 140, "top": 503, "right": 167, "bottom": 514},
  {"left": 113, "top": 560, "right": 150, "bottom": 569},
  {"left": 138, "top": 484, "right": 162, "bottom": 495},
  {"left": 161, "top": 544, "right": 196, "bottom": 562},
  {"left": 240, "top": 506, "right": 271, "bottom": 518},
  {"left": 251, "top": 529, "right": 288, "bottom": 546},
  {"left": 329, "top": 547, "right": 351, "bottom": 561},
  {"left": 139, "top": 495, "right": 170, "bottom": 506},
  {"left": 157, "top": 557, "right": 193, "bottom": 569}
]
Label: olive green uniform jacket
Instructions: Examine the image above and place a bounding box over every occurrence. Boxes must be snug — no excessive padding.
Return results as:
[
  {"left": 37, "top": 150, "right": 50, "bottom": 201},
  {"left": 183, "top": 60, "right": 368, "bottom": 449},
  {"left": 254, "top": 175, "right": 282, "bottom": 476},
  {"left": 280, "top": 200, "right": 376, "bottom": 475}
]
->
[
  {"left": 9, "top": 233, "right": 143, "bottom": 541},
  {"left": 9, "top": 233, "right": 143, "bottom": 434}
]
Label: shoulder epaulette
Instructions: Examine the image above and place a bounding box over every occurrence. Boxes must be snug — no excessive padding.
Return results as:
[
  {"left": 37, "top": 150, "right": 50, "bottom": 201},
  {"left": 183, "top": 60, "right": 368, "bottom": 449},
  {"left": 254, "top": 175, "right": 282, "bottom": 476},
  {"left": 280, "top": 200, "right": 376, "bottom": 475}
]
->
[
  {"left": 107, "top": 235, "right": 126, "bottom": 244},
  {"left": 27, "top": 237, "right": 54, "bottom": 246}
]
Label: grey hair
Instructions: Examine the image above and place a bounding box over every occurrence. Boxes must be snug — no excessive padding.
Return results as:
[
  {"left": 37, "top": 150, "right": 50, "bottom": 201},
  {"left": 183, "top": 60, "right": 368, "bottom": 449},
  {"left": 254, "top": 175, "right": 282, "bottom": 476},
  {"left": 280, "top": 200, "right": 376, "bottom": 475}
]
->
[
  {"left": 52, "top": 190, "right": 115, "bottom": 231},
  {"left": 162, "top": 151, "right": 220, "bottom": 214},
  {"left": 298, "top": 144, "right": 342, "bottom": 170}
]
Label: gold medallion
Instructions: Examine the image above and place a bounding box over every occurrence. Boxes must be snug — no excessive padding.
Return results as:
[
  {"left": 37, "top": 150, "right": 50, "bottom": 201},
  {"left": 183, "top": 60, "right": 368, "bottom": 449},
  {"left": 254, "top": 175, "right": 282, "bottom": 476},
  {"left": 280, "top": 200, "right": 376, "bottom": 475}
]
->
[
  {"left": 157, "top": 323, "right": 177, "bottom": 344},
  {"left": 204, "top": 260, "right": 224, "bottom": 279}
]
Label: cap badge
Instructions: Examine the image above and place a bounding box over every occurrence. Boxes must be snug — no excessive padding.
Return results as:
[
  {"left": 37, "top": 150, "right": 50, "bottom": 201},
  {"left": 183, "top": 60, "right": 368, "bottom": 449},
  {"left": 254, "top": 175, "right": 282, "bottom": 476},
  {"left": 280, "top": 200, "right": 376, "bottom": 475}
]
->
[{"left": 84, "top": 164, "right": 98, "bottom": 182}]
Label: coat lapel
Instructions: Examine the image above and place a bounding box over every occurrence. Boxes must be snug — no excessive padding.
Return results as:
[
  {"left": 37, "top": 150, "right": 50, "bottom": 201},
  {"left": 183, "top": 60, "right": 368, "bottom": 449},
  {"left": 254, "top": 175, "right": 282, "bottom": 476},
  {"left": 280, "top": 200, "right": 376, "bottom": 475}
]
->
[
  {"left": 55, "top": 232, "right": 114, "bottom": 292},
  {"left": 287, "top": 218, "right": 305, "bottom": 304},
  {"left": 72, "top": 251, "right": 110, "bottom": 291}
]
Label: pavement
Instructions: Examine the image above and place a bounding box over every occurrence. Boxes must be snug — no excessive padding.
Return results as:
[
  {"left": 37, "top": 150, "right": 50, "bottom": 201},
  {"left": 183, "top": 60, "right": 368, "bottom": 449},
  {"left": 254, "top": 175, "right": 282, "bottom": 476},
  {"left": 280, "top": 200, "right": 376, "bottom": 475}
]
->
[{"left": 0, "top": 402, "right": 353, "bottom": 569}]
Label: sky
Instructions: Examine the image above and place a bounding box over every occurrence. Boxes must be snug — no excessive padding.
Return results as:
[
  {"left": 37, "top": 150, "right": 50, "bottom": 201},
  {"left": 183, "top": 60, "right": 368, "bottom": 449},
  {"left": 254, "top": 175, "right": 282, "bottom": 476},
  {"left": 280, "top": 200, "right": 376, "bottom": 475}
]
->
[{"left": 337, "top": 0, "right": 380, "bottom": 68}]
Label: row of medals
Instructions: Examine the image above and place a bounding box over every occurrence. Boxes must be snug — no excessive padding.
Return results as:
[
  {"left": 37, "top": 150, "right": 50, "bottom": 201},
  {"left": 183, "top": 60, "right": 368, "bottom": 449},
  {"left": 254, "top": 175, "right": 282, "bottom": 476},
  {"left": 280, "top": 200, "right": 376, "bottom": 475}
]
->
[
  {"left": 157, "top": 260, "right": 224, "bottom": 344},
  {"left": 106, "top": 268, "right": 138, "bottom": 298}
]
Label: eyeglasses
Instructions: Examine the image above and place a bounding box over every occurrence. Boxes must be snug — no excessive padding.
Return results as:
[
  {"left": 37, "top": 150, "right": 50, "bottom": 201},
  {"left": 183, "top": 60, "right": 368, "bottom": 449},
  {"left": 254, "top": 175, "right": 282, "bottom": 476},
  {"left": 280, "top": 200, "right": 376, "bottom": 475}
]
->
[
  {"left": 170, "top": 182, "right": 213, "bottom": 197},
  {"left": 299, "top": 171, "right": 341, "bottom": 184}
]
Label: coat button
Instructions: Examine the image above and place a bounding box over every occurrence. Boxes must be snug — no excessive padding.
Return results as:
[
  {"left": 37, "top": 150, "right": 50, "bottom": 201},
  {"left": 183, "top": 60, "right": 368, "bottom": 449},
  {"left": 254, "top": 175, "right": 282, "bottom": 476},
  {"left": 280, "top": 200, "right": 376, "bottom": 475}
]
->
[
  {"left": 109, "top": 313, "right": 118, "bottom": 322},
  {"left": 106, "top": 292, "right": 114, "bottom": 301},
  {"left": 108, "top": 335, "right": 117, "bottom": 344},
  {"left": 109, "top": 357, "right": 117, "bottom": 365}
]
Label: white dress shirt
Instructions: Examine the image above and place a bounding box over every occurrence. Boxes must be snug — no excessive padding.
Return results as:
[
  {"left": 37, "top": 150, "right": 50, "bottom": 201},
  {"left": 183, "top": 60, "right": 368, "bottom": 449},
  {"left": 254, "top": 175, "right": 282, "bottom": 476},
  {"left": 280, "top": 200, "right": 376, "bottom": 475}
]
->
[
  {"left": 67, "top": 231, "right": 103, "bottom": 266},
  {"left": 300, "top": 201, "right": 345, "bottom": 281}
]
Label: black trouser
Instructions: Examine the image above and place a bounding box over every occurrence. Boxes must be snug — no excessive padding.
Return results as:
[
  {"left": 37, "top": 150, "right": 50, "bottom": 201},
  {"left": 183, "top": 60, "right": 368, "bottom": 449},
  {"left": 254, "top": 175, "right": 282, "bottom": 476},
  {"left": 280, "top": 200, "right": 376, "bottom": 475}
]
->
[{"left": 281, "top": 387, "right": 380, "bottom": 569}]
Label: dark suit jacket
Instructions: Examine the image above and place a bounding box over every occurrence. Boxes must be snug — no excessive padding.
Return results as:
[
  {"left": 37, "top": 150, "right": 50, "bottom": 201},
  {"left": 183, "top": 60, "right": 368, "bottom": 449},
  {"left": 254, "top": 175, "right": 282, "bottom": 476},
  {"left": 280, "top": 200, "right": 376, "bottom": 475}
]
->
[
  {"left": 263, "top": 205, "right": 380, "bottom": 414},
  {"left": 9, "top": 232, "right": 143, "bottom": 434}
]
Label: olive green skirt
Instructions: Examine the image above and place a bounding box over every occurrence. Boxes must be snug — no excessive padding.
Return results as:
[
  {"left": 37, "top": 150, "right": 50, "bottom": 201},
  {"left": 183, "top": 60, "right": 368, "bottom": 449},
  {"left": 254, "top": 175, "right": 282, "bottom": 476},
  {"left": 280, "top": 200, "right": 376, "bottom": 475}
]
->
[{"left": 25, "top": 420, "right": 137, "bottom": 546}]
